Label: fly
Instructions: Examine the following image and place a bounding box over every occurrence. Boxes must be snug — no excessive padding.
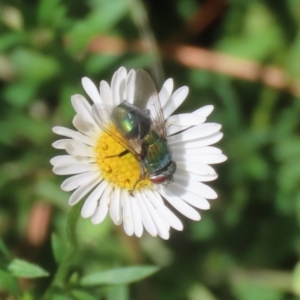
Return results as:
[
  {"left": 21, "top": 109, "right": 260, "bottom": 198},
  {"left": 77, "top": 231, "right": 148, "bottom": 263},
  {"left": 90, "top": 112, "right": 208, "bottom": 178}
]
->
[{"left": 92, "top": 69, "right": 176, "bottom": 189}]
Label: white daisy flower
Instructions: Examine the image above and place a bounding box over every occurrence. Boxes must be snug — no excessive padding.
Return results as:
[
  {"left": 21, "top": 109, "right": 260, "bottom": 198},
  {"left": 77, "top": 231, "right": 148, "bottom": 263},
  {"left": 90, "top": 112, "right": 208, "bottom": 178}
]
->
[{"left": 51, "top": 67, "right": 227, "bottom": 240}]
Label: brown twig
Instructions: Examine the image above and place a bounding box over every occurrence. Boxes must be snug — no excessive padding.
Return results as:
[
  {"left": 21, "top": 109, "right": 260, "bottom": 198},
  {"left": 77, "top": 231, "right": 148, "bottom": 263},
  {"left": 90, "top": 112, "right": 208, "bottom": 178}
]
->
[
  {"left": 164, "top": 44, "right": 289, "bottom": 90},
  {"left": 87, "top": 35, "right": 299, "bottom": 97}
]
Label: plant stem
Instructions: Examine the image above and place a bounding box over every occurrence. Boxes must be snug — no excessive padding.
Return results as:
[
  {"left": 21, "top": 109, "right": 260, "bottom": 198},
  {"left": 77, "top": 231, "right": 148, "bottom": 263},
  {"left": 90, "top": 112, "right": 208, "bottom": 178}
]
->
[
  {"left": 42, "top": 202, "right": 82, "bottom": 299},
  {"left": 130, "top": 0, "right": 164, "bottom": 86}
]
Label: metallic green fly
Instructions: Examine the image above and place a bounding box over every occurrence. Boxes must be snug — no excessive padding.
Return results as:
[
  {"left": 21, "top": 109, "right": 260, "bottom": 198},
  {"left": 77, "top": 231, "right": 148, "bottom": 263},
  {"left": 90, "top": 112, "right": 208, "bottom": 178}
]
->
[{"left": 92, "top": 69, "right": 176, "bottom": 188}]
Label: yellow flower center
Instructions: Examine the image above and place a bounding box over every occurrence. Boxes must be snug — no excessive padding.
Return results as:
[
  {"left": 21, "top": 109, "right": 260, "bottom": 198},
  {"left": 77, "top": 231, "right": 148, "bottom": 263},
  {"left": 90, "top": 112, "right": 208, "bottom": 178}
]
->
[{"left": 95, "top": 128, "right": 151, "bottom": 191}]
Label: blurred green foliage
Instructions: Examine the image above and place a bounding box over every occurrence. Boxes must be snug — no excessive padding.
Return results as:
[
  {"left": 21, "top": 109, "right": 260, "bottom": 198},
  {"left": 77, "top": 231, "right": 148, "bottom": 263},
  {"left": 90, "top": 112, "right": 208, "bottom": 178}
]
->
[{"left": 1, "top": 0, "right": 300, "bottom": 299}]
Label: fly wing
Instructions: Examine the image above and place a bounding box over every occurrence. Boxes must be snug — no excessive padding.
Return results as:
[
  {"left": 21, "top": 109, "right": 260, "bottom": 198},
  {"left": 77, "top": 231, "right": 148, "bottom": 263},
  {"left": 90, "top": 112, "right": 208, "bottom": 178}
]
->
[
  {"left": 133, "top": 69, "right": 167, "bottom": 138},
  {"left": 92, "top": 103, "right": 142, "bottom": 156}
]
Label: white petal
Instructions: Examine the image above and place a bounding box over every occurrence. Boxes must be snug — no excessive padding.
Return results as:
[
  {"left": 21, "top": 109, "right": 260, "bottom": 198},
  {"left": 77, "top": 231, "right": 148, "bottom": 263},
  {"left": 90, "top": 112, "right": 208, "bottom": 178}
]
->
[
  {"left": 72, "top": 114, "right": 91, "bottom": 134},
  {"left": 126, "top": 69, "right": 136, "bottom": 104},
  {"left": 135, "top": 192, "right": 157, "bottom": 237},
  {"left": 92, "top": 203, "right": 109, "bottom": 224},
  {"left": 109, "top": 187, "right": 122, "bottom": 225},
  {"left": 166, "top": 113, "right": 208, "bottom": 136},
  {"left": 180, "top": 171, "right": 217, "bottom": 182},
  {"left": 167, "top": 182, "right": 210, "bottom": 210},
  {"left": 175, "top": 166, "right": 217, "bottom": 183},
  {"left": 52, "top": 127, "right": 95, "bottom": 146},
  {"left": 64, "top": 139, "right": 95, "bottom": 158},
  {"left": 71, "top": 94, "right": 92, "bottom": 119},
  {"left": 166, "top": 113, "right": 206, "bottom": 127},
  {"left": 176, "top": 161, "right": 216, "bottom": 176},
  {"left": 123, "top": 191, "right": 134, "bottom": 236},
  {"left": 91, "top": 183, "right": 112, "bottom": 223},
  {"left": 174, "top": 153, "right": 227, "bottom": 164},
  {"left": 73, "top": 114, "right": 99, "bottom": 137},
  {"left": 118, "top": 67, "right": 127, "bottom": 101},
  {"left": 69, "top": 175, "right": 102, "bottom": 206},
  {"left": 144, "top": 189, "right": 183, "bottom": 231},
  {"left": 142, "top": 194, "right": 170, "bottom": 239},
  {"left": 61, "top": 171, "right": 100, "bottom": 191},
  {"left": 172, "top": 146, "right": 223, "bottom": 157},
  {"left": 163, "top": 86, "right": 189, "bottom": 119},
  {"left": 156, "top": 185, "right": 201, "bottom": 221},
  {"left": 129, "top": 195, "right": 143, "bottom": 237},
  {"left": 168, "top": 123, "right": 222, "bottom": 145},
  {"left": 173, "top": 175, "right": 218, "bottom": 199},
  {"left": 111, "top": 67, "right": 127, "bottom": 105},
  {"left": 51, "top": 154, "right": 95, "bottom": 167},
  {"left": 167, "top": 125, "right": 190, "bottom": 136},
  {"left": 171, "top": 132, "right": 223, "bottom": 149},
  {"left": 166, "top": 106, "right": 216, "bottom": 136},
  {"left": 194, "top": 105, "right": 214, "bottom": 118},
  {"left": 159, "top": 78, "right": 173, "bottom": 107},
  {"left": 81, "top": 180, "right": 108, "bottom": 218},
  {"left": 50, "top": 155, "right": 78, "bottom": 167},
  {"left": 52, "top": 139, "right": 72, "bottom": 149},
  {"left": 99, "top": 80, "right": 113, "bottom": 104},
  {"left": 53, "top": 162, "right": 98, "bottom": 175},
  {"left": 82, "top": 77, "right": 102, "bottom": 103}
]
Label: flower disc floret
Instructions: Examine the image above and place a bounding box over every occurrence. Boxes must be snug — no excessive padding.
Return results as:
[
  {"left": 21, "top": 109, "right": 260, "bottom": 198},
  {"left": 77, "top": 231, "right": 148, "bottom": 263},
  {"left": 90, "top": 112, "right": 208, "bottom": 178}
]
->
[{"left": 96, "top": 128, "right": 151, "bottom": 191}]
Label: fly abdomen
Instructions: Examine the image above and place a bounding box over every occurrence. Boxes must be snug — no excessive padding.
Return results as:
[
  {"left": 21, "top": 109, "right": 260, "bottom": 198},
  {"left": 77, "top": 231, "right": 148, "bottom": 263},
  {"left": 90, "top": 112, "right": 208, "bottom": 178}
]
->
[{"left": 142, "top": 131, "right": 172, "bottom": 174}]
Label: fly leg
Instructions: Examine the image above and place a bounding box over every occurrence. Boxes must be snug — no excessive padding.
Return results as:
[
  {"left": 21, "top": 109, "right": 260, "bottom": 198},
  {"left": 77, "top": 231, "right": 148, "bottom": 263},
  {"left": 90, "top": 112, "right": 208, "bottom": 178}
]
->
[
  {"left": 129, "top": 164, "right": 147, "bottom": 196},
  {"left": 105, "top": 149, "right": 129, "bottom": 158}
]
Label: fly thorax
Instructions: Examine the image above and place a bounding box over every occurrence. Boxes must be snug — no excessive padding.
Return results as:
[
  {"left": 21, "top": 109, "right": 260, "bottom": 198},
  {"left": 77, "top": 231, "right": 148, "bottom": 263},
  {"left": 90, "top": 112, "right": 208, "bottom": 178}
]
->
[{"left": 112, "top": 102, "right": 151, "bottom": 139}]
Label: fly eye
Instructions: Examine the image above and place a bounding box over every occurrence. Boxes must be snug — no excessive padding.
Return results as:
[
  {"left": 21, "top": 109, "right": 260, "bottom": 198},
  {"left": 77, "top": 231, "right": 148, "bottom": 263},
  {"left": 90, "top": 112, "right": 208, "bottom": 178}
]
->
[{"left": 150, "top": 174, "right": 168, "bottom": 185}]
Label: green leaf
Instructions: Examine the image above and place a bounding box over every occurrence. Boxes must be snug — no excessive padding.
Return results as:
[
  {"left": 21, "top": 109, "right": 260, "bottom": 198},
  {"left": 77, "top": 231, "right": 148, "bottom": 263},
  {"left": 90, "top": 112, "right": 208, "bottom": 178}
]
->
[
  {"left": 122, "top": 54, "right": 157, "bottom": 70},
  {"left": 22, "top": 290, "right": 35, "bottom": 300},
  {"left": 85, "top": 54, "right": 119, "bottom": 75},
  {"left": 217, "top": 3, "right": 283, "bottom": 60},
  {"left": 80, "top": 266, "right": 159, "bottom": 286},
  {"left": 0, "top": 238, "right": 10, "bottom": 258},
  {"left": 0, "top": 269, "right": 21, "bottom": 298},
  {"left": 8, "top": 259, "right": 49, "bottom": 278},
  {"left": 230, "top": 268, "right": 292, "bottom": 296},
  {"left": 0, "top": 33, "right": 24, "bottom": 52},
  {"left": 107, "top": 284, "right": 129, "bottom": 300},
  {"left": 52, "top": 295, "right": 73, "bottom": 300},
  {"left": 3, "top": 81, "right": 37, "bottom": 107},
  {"left": 188, "top": 284, "right": 218, "bottom": 300},
  {"left": 0, "top": 113, "right": 50, "bottom": 143},
  {"left": 11, "top": 48, "right": 60, "bottom": 83},
  {"left": 66, "top": 0, "right": 129, "bottom": 53},
  {"left": 286, "top": 29, "right": 300, "bottom": 78},
  {"left": 51, "top": 234, "right": 67, "bottom": 264},
  {"left": 232, "top": 283, "right": 283, "bottom": 300},
  {"left": 38, "top": 0, "right": 67, "bottom": 29},
  {"left": 293, "top": 261, "right": 300, "bottom": 296},
  {"left": 71, "top": 289, "right": 99, "bottom": 300},
  {"left": 176, "top": 0, "right": 198, "bottom": 19}
]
